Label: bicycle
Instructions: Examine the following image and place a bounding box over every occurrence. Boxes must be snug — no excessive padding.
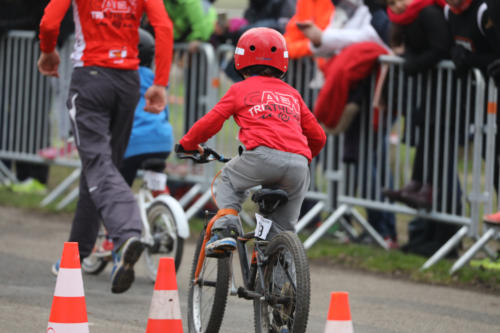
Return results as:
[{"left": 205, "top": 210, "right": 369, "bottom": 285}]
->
[
  {"left": 176, "top": 145, "right": 311, "bottom": 333},
  {"left": 81, "top": 158, "right": 189, "bottom": 282}
]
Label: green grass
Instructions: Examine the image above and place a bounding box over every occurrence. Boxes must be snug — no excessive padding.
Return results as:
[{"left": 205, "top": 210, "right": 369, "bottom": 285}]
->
[{"left": 306, "top": 237, "right": 500, "bottom": 293}]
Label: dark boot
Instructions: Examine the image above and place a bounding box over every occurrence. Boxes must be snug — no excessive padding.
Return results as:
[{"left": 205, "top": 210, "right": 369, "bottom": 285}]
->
[
  {"left": 382, "top": 180, "right": 422, "bottom": 203},
  {"left": 401, "top": 184, "right": 433, "bottom": 210}
]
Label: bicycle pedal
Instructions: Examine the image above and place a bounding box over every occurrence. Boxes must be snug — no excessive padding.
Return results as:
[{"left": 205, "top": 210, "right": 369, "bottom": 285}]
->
[{"left": 205, "top": 249, "right": 229, "bottom": 258}]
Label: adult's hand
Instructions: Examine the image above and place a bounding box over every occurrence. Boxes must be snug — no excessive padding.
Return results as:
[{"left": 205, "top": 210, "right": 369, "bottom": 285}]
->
[
  {"left": 296, "top": 20, "right": 323, "bottom": 47},
  {"left": 188, "top": 40, "right": 201, "bottom": 53},
  {"left": 144, "top": 84, "right": 167, "bottom": 113},
  {"left": 37, "top": 51, "right": 60, "bottom": 77}
]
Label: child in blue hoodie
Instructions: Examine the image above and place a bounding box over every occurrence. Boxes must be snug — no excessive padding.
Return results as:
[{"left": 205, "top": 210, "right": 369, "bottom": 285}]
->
[{"left": 119, "top": 28, "right": 174, "bottom": 186}]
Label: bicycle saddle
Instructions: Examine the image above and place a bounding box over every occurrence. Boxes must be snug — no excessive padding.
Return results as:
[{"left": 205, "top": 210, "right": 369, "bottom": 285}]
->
[
  {"left": 252, "top": 188, "right": 288, "bottom": 215},
  {"left": 141, "top": 158, "right": 166, "bottom": 172}
]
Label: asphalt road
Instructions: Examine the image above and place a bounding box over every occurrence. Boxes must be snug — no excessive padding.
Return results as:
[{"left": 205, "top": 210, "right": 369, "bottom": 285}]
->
[{"left": 1, "top": 205, "right": 499, "bottom": 332}]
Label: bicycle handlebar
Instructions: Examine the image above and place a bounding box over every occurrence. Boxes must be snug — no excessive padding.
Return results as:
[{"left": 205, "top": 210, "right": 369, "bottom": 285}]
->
[{"left": 175, "top": 144, "right": 230, "bottom": 164}]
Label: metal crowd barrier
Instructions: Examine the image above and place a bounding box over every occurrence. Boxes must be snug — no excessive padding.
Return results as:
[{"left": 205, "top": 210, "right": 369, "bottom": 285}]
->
[
  {"left": 0, "top": 30, "right": 51, "bottom": 182},
  {"left": 2, "top": 30, "right": 499, "bottom": 273},
  {"left": 301, "top": 55, "right": 498, "bottom": 271},
  {"left": 211, "top": 47, "right": 499, "bottom": 271}
]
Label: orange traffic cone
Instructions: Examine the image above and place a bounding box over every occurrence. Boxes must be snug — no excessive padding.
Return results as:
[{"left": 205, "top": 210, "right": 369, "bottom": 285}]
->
[
  {"left": 145, "top": 257, "right": 183, "bottom": 332},
  {"left": 324, "top": 291, "right": 354, "bottom": 333},
  {"left": 47, "top": 242, "right": 89, "bottom": 333}
]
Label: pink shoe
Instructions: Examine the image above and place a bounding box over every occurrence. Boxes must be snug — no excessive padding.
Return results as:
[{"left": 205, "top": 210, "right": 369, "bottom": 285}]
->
[
  {"left": 101, "top": 238, "right": 114, "bottom": 252},
  {"left": 384, "top": 237, "right": 399, "bottom": 250},
  {"left": 484, "top": 211, "right": 500, "bottom": 225}
]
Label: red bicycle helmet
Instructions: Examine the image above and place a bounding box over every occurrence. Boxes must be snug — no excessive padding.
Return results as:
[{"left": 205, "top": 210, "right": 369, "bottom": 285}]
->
[{"left": 234, "top": 27, "right": 289, "bottom": 74}]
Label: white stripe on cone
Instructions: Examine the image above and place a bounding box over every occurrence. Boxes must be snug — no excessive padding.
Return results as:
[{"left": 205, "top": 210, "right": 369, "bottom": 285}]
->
[
  {"left": 54, "top": 268, "right": 85, "bottom": 297},
  {"left": 324, "top": 320, "right": 354, "bottom": 333},
  {"left": 47, "top": 322, "right": 89, "bottom": 333},
  {"left": 148, "top": 290, "right": 182, "bottom": 320}
]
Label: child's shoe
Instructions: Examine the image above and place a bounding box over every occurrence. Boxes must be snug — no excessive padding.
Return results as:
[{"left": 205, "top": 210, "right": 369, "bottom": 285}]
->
[{"left": 205, "top": 227, "right": 238, "bottom": 258}]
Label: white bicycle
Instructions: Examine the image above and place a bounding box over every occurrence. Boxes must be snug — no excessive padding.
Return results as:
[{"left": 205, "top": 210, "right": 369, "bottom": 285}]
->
[{"left": 81, "top": 158, "right": 189, "bottom": 282}]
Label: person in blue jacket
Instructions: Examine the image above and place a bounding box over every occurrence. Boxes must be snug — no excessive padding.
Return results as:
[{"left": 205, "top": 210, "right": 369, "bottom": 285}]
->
[{"left": 119, "top": 28, "right": 174, "bottom": 186}]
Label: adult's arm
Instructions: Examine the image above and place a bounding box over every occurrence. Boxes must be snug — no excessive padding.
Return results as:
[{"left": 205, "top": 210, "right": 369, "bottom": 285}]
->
[
  {"left": 403, "top": 6, "right": 450, "bottom": 75},
  {"left": 145, "top": 0, "right": 174, "bottom": 86},
  {"left": 38, "top": 0, "right": 71, "bottom": 53},
  {"left": 311, "top": 6, "right": 385, "bottom": 56}
]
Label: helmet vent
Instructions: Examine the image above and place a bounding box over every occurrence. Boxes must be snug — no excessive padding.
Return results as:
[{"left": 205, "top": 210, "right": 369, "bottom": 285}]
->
[
  {"left": 250, "top": 45, "right": 256, "bottom": 51},
  {"left": 271, "top": 46, "right": 277, "bottom": 52}
]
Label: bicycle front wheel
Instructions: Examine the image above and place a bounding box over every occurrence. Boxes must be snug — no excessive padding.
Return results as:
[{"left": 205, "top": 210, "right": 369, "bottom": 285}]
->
[
  {"left": 188, "top": 229, "right": 231, "bottom": 333},
  {"left": 143, "top": 201, "right": 184, "bottom": 282},
  {"left": 253, "top": 231, "right": 310, "bottom": 333}
]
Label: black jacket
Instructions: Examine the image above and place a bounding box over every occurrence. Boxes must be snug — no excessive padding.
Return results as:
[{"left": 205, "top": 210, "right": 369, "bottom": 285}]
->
[{"left": 400, "top": 5, "right": 451, "bottom": 75}]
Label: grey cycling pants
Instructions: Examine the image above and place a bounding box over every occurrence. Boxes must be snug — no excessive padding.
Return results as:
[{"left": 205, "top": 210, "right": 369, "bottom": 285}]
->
[
  {"left": 67, "top": 66, "right": 142, "bottom": 258},
  {"left": 214, "top": 146, "right": 310, "bottom": 239}
]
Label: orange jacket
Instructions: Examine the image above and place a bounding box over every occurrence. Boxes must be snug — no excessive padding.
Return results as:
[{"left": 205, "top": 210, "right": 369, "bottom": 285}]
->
[{"left": 284, "top": 0, "right": 335, "bottom": 59}]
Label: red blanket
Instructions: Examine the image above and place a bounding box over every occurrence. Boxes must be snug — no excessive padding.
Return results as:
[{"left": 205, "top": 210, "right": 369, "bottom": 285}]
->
[{"left": 313, "top": 42, "right": 389, "bottom": 129}]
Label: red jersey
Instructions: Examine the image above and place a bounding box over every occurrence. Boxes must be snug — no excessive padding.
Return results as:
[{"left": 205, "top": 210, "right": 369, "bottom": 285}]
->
[
  {"left": 180, "top": 76, "right": 326, "bottom": 162},
  {"left": 39, "top": 0, "right": 173, "bottom": 86}
]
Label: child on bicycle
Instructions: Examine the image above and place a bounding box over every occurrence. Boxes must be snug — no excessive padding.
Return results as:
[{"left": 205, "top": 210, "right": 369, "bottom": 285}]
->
[{"left": 176, "top": 27, "right": 326, "bottom": 257}]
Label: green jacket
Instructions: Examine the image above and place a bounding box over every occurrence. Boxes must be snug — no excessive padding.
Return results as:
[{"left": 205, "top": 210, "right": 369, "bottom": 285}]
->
[{"left": 163, "top": 0, "right": 217, "bottom": 42}]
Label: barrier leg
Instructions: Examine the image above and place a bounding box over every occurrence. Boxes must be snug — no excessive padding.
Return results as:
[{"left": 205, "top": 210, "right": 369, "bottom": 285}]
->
[
  {"left": 40, "top": 168, "right": 81, "bottom": 207},
  {"left": 56, "top": 187, "right": 79, "bottom": 210},
  {"left": 339, "top": 217, "right": 360, "bottom": 240},
  {"left": 450, "top": 228, "right": 496, "bottom": 274},
  {"left": 350, "top": 209, "right": 388, "bottom": 250},
  {"left": 0, "top": 160, "right": 17, "bottom": 183},
  {"left": 185, "top": 188, "right": 213, "bottom": 220},
  {"left": 178, "top": 182, "right": 202, "bottom": 208},
  {"left": 303, "top": 204, "right": 349, "bottom": 250},
  {"left": 420, "top": 226, "right": 468, "bottom": 271},
  {"left": 295, "top": 201, "right": 325, "bottom": 233}
]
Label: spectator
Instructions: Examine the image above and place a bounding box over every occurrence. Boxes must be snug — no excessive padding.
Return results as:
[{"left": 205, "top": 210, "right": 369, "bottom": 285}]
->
[
  {"left": 382, "top": 0, "right": 451, "bottom": 210},
  {"left": 443, "top": 0, "right": 500, "bottom": 223},
  {"left": 177, "top": 28, "right": 326, "bottom": 257},
  {"left": 142, "top": 0, "right": 217, "bottom": 52},
  {"left": 119, "top": 28, "right": 174, "bottom": 187},
  {"left": 284, "top": 0, "right": 335, "bottom": 59},
  {"left": 382, "top": 0, "right": 464, "bottom": 258},
  {"left": 39, "top": 0, "right": 174, "bottom": 293}
]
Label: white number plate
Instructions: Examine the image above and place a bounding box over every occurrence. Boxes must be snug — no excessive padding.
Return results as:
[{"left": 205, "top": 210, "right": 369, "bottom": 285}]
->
[
  {"left": 144, "top": 171, "right": 167, "bottom": 191},
  {"left": 254, "top": 213, "right": 272, "bottom": 240}
]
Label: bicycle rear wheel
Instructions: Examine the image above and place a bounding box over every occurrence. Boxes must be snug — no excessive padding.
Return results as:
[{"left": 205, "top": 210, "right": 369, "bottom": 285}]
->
[
  {"left": 253, "top": 231, "right": 310, "bottom": 333},
  {"left": 188, "top": 229, "right": 231, "bottom": 333},
  {"left": 143, "top": 201, "right": 184, "bottom": 282}
]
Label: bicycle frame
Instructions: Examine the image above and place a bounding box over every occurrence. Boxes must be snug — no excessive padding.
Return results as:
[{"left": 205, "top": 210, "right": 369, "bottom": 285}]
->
[{"left": 194, "top": 210, "right": 273, "bottom": 300}]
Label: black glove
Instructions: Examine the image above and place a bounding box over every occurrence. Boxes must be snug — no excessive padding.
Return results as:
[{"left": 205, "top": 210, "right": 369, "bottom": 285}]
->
[
  {"left": 451, "top": 45, "right": 471, "bottom": 78},
  {"left": 174, "top": 143, "right": 185, "bottom": 153},
  {"left": 402, "top": 56, "right": 419, "bottom": 76},
  {"left": 488, "top": 58, "right": 500, "bottom": 86}
]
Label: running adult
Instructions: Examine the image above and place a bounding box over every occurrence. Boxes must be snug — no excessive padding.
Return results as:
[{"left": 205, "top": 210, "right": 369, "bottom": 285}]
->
[{"left": 38, "top": 0, "right": 174, "bottom": 294}]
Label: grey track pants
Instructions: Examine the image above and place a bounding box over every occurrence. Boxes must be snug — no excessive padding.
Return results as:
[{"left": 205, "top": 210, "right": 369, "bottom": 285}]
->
[
  {"left": 214, "top": 146, "right": 310, "bottom": 239},
  {"left": 66, "top": 67, "right": 142, "bottom": 258}
]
